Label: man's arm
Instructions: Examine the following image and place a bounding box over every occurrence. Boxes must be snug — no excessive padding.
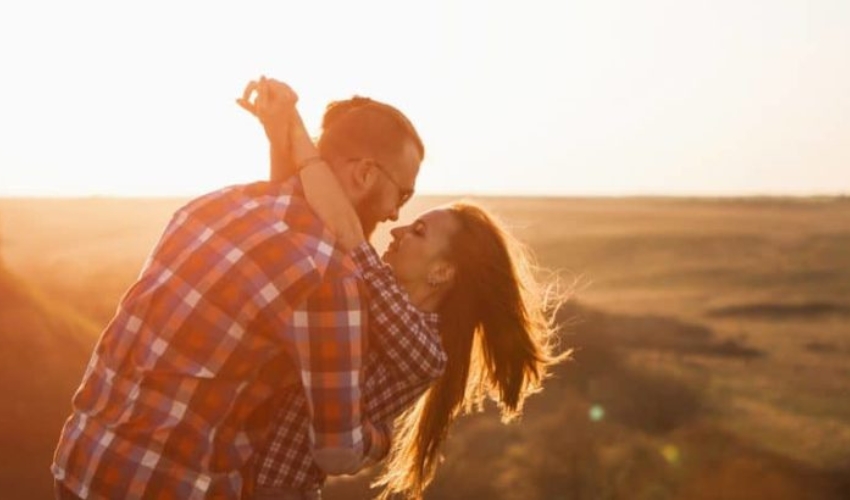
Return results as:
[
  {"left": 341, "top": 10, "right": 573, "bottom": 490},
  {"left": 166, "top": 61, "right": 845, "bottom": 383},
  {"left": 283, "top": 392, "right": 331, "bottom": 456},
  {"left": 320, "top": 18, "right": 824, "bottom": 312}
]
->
[
  {"left": 254, "top": 251, "right": 440, "bottom": 484},
  {"left": 292, "top": 272, "right": 389, "bottom": 474},
  {"left": 351, "top": 243, "right": 447, "bottom": 385},
  {"left": 253, "top": 350, "right": 428, "bottom": 489}
]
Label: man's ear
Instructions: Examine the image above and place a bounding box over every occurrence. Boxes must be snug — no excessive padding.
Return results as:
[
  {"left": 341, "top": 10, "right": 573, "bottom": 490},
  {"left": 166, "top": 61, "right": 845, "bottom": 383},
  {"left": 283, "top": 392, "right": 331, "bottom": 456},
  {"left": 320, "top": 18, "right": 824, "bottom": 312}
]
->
[{"left": 350, "top": 159, "right": 381, "bottom": 194}]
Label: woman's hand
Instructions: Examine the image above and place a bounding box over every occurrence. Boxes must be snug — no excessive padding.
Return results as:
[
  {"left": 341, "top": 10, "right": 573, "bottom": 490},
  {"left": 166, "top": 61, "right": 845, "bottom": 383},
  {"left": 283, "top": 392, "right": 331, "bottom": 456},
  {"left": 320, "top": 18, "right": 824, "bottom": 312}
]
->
[
  {"left": 237, "top": 76, "right": 365, "bottom": 249},
  {"left": 236, "top": 76, "right": 298, "bottom": 148},
  {"left": 237, "top": 76, "right": 301, "bottom": 181}
]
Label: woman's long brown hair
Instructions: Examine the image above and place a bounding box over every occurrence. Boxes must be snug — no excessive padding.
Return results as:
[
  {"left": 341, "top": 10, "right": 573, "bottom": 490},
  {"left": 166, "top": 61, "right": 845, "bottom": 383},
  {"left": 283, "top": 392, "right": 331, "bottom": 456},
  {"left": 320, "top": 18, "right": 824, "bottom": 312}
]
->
[{"left": 374, "top": 202, "right": 570, "bottom": 499}]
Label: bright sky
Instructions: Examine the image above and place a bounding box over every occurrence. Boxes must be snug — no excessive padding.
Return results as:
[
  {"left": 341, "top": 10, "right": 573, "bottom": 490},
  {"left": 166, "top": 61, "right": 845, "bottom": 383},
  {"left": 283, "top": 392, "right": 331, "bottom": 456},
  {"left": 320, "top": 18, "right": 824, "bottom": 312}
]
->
[{"left": 1, "top": 0, "right": 848, "bottom": 197}]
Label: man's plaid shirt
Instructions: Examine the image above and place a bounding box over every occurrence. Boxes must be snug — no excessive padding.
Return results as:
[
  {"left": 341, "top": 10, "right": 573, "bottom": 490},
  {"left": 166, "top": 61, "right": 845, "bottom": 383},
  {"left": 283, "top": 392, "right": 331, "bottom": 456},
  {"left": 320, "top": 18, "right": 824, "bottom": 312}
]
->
[
  {"left": 51, "top": 179, "right": 439, "bottom": 499},
  {"left": 252, "top": 245, "right": 445, "bottom": 491}
]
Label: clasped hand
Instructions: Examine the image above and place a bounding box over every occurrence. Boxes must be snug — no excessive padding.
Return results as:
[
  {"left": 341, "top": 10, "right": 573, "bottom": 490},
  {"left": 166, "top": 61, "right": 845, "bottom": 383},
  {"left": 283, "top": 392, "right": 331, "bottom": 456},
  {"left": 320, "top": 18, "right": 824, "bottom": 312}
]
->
[
  {"left": 236, "top": 75, "right": 299, "bottom": 145},
  {"left": 236, "top": 76, "right": 366, "bottom": 251}
]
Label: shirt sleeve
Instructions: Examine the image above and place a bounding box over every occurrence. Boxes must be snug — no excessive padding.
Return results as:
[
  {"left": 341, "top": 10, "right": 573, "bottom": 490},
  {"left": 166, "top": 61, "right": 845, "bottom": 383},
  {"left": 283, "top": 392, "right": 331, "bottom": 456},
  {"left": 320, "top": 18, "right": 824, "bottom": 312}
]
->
[
  {"left": 291, "top": 273, "right": 390, "bottom": 474},
  {"left": 350, "top": 243, "right": 447, "bottom": 385},
  {"left": 362, "top": 350, "right": 432, "bottom": 424}
]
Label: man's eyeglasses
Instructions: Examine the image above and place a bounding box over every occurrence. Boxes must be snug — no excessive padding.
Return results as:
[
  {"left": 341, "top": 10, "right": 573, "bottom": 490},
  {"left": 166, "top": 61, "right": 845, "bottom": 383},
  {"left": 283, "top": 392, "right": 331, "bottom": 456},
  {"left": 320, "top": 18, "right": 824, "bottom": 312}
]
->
[{"left": 350, "top": 158, "right": 414, "bottom": 208}]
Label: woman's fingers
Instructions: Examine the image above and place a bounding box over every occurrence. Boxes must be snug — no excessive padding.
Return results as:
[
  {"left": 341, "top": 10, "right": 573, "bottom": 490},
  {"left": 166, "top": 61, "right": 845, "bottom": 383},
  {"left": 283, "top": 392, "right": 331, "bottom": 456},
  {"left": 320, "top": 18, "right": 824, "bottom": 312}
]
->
[
  {"left": 255, "top": 80, "right": 270, "bottom": 120},
  {"left": 236, "top": 76, "right": 300, "bottom": 123},
  {"left": 236, "top": 79, "right": 260, "bottom": 116},
  {"left": 236, "top": 98, "right": 257, "bottom": 116},
  {"left": 241, "top": 80, "right": 259, "bottom": 103},
  {"left": 266, "top": 78, "right": 298, "bottom": 106}
]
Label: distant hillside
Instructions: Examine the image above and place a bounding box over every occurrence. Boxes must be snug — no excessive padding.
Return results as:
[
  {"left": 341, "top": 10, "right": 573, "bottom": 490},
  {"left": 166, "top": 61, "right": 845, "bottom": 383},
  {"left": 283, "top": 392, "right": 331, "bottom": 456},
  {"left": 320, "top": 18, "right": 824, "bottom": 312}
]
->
[
  {"left": 0, "top": 262, "right": 97, "bottom": 500},
  {"left": 322, "top": 301, "right": 847, "bottom": 500},
  {"left": 1, "top": 196, "right": 848, "bottom": 499}
]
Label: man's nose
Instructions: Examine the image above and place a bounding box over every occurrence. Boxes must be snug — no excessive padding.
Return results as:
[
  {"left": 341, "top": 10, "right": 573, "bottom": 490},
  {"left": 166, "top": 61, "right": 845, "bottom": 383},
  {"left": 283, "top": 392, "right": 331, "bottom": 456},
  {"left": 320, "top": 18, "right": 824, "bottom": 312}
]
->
[{"left": 388, "top": 208, "right": 400, "bottom": 222}]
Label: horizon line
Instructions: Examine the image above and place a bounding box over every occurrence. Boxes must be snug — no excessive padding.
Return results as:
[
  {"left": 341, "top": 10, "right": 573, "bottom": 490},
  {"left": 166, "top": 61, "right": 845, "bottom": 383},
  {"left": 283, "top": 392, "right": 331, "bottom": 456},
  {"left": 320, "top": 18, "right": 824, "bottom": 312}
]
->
[{"left": 1, "top": 190, "right": 848, "bottom": 201}]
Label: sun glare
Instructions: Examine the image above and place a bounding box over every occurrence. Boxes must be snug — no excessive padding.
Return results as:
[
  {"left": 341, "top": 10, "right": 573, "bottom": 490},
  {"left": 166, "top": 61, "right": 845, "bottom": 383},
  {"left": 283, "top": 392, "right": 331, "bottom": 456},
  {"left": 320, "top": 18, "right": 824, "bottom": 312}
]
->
[{"left": 1, "top": 0, "right": 848, "bottom": 197}]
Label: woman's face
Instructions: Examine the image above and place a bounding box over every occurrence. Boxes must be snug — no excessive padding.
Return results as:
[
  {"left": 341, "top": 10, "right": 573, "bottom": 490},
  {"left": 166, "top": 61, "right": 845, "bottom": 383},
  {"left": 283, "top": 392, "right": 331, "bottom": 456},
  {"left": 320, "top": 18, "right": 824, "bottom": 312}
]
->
[{"left": 382, "top": 208, "right": 459, "bottom": 290}]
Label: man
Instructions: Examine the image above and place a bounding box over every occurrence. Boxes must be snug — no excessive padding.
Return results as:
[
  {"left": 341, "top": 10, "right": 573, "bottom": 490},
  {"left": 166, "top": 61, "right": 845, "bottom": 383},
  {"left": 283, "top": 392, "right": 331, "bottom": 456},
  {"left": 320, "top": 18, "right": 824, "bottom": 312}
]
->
[
  {"left": 52, "top": 79, "right": 444, "bottom": 499},
  {"left": 238, "top": 79, "right": 450, "bottom": 500}
]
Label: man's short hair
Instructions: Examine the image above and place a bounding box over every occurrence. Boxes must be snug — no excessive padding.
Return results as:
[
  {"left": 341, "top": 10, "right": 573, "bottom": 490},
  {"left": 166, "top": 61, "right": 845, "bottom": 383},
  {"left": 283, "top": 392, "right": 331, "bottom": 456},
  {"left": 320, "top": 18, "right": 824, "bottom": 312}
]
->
[{"left": 317, "top": 97, "right": 424, "bottom": 165}]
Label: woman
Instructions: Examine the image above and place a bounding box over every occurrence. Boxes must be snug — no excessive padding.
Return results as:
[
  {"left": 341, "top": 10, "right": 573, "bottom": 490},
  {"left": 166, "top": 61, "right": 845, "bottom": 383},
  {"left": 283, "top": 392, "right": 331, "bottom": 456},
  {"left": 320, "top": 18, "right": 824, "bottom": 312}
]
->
[{"left": 240, "top": 77, "right": 569, "bottom": 499}]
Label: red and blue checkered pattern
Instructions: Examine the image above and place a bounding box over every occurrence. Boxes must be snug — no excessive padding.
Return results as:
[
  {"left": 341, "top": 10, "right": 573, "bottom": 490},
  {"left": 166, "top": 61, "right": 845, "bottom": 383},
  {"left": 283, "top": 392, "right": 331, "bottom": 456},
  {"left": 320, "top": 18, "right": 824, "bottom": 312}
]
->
[
  {"left": 52, "top": 179, "right": 378, "bottom": 499},
  {"left": 254, "top": 244, "right": 446, "bottom": 490}
]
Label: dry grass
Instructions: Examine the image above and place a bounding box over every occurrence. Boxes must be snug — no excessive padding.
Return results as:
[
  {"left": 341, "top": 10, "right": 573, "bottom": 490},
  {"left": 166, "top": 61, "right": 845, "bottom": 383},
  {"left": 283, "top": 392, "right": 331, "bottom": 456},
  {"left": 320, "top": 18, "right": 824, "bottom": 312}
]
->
[{"left": 1, "top": 194, "right": 848, "bottom": 499}]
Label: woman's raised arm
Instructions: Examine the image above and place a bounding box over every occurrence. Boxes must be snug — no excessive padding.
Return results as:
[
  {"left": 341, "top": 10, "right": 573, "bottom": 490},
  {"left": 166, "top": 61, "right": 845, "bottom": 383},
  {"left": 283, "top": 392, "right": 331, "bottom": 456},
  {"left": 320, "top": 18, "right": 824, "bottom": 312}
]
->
[{"left": 238, "top": 77, "right": 365, "bottom": 249}]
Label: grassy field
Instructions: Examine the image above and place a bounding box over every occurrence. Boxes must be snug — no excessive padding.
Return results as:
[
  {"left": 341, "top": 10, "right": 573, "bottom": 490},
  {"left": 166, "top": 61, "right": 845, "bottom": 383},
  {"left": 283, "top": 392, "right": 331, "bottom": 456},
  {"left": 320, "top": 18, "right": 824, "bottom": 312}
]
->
[{"left": 1, "top": 194, "right": 848, "bottom": 499}]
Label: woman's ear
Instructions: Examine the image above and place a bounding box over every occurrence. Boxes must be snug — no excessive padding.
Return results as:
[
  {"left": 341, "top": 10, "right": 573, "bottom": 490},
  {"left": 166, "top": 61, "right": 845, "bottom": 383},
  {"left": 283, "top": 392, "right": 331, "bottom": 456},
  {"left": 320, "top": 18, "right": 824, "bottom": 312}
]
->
[{"left": 428, "top": 262, "right": 456, "bottom": 288}]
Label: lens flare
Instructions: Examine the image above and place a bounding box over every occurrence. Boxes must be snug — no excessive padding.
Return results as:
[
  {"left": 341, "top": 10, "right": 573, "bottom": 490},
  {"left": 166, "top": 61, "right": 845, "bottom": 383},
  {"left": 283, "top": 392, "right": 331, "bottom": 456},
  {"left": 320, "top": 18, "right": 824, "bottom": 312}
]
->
[
  {"left": 661, "top": 444, "right": 680, "bottom": 465},
  {"left": 589, "top": 404, "right": 605, "bottom": 422}
]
